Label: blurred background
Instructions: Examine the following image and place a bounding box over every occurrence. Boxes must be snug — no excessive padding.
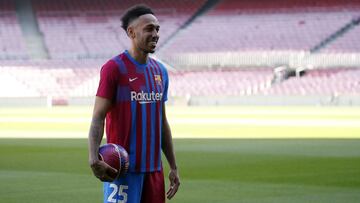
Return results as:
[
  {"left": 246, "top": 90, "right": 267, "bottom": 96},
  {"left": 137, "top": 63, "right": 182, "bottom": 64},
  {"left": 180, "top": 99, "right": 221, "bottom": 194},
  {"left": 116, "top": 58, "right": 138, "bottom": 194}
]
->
[
  {"left": 0, "top": 0, "right": 360, "bottom": 202},
  {"left": 1, "top": 0, "right": 360, "bottom": 106}
]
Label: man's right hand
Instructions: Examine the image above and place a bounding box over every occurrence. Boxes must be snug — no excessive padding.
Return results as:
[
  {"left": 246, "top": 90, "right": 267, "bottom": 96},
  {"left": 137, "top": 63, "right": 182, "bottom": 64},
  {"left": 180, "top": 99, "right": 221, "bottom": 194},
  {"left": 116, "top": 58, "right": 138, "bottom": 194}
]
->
[{"left": 90, "top": 160, "right": 118, "bottom": 182}]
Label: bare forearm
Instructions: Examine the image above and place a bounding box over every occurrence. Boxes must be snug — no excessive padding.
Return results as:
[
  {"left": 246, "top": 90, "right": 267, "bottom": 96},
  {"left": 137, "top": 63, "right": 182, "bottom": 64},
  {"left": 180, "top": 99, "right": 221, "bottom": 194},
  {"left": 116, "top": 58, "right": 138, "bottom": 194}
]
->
[
  {"left": 162, "top": 118, "right": 177, "bottom": 170},
  {"left": 88, "top": 116, "right": 105, "bottom": 164}
]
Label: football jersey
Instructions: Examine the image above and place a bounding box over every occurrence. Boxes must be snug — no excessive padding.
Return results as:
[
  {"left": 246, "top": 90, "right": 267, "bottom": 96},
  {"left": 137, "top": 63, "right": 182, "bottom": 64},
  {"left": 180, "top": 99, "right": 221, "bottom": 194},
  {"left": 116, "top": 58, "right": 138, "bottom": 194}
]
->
[{"left": 96, "top": 50, "right": 169, "bottom": 173}]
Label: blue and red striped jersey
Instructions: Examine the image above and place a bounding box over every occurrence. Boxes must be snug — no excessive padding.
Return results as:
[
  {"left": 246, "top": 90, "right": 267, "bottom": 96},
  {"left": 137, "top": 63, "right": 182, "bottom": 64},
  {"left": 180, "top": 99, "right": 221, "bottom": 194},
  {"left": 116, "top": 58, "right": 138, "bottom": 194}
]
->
[{"left": 96, "top": 50, "right": 169, "bottom": 173}]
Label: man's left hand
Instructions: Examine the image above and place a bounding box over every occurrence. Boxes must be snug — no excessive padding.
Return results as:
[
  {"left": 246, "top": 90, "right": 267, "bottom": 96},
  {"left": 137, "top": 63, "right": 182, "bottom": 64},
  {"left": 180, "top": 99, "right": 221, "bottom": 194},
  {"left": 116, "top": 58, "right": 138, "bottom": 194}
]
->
[{"left": 166, "top": 168, "right": 180, "bottom": 199}]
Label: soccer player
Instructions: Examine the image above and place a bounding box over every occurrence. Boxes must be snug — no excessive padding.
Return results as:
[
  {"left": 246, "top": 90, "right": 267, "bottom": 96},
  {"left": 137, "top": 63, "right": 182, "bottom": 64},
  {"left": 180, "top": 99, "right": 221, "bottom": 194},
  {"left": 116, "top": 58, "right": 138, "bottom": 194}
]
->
[{"left": 88, "top": 5, "right": 180, "bottom": 203}]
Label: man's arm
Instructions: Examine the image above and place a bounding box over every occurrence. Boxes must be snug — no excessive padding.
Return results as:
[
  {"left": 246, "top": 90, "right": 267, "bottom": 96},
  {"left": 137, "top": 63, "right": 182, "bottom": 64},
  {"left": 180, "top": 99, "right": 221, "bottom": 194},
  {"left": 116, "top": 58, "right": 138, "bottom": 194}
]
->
[
  {"left": 161, "top": 104, "right": 180, "bottom": 199},
  {"left": 88, "top": 96, "right": 117, "bottom": 182}
]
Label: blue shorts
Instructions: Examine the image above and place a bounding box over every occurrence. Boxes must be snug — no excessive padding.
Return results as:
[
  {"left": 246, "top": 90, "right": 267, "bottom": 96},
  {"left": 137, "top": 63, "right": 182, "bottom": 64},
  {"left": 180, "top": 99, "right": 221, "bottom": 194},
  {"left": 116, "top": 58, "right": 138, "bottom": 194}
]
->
[{"left": 103, "top": 169, "right": 164, "bottom": 203}]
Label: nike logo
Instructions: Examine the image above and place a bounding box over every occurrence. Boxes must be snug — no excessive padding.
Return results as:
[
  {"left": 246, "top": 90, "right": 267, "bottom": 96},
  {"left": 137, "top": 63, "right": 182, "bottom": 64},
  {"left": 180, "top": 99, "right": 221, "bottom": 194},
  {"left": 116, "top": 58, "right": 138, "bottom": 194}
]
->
[{"left": 129, "top": 77, "right": 138, "bottom": 82}]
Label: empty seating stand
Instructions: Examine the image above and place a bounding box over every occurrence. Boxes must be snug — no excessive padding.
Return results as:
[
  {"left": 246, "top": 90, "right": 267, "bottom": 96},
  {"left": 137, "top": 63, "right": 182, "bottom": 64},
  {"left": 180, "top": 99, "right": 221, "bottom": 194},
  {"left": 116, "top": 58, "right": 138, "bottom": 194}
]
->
[
  {"left": 0, "top": 0, "right": 28, "bottom": 60},
  {"left": 31, "top": 0, "right": 205, "bottom": 59},
  {"left": 160, "top": 0, "right": 360, "bottom": 55}
]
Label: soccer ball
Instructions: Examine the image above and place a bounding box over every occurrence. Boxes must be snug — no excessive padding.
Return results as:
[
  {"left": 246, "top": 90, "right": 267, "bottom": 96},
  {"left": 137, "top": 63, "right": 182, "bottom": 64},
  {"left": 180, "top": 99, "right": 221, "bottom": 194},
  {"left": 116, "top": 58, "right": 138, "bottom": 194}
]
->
[{"left": 98, "top": 143, "right": 129, "bottom": 178}]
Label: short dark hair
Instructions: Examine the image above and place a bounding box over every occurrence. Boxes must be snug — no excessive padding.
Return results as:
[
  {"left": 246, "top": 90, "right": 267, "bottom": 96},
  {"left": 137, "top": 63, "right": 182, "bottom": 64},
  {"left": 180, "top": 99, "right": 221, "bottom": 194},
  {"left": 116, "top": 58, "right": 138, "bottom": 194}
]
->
[{"left": 121, "top": 4, "right": 155, "bottom": 31}]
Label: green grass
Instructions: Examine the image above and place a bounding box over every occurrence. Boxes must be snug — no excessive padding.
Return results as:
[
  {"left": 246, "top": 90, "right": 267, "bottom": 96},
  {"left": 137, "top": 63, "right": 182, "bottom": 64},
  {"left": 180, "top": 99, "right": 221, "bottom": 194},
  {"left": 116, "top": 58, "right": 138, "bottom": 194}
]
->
[
  {"left": 1, "top": 106, "right": 360, "bottom": 202},
  {"left": 0, "top": 139, "right": 360, "bottom": 203}
]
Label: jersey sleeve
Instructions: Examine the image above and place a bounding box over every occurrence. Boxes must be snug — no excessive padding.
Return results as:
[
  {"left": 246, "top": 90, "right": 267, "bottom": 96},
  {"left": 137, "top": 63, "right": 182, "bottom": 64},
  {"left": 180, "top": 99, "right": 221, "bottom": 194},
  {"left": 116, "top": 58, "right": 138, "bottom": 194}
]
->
[
  {"left": 96, "top": 60, "right": 119, "bottom": 101},
  {"left": 162, "top": 67, "right": 169, "bottom": 102}
]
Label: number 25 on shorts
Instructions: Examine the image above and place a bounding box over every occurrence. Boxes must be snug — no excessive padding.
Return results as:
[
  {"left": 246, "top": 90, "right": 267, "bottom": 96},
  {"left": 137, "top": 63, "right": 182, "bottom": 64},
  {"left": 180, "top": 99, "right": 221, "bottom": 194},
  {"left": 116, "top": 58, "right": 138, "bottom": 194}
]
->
[{"left": 107, "top": 184, "right": 128, "bottom": 203}]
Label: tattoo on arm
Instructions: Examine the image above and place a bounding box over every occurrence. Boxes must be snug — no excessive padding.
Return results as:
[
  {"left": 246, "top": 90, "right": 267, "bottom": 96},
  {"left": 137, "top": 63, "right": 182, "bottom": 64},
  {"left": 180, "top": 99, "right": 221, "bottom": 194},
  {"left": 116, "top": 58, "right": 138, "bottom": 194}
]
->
[
  {"left": 89, "top": 117, "right": 105, "bottom": 139},
  {"left": 88, "top": 116, "right": 105, "bottom": 163}
]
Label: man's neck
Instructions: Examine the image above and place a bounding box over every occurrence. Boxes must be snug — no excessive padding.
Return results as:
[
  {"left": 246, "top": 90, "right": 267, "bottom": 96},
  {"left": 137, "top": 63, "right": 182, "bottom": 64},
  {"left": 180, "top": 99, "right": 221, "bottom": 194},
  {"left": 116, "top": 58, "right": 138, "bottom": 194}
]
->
[{"left": 128, "top": 48, "right": 148, "bottom": 64}]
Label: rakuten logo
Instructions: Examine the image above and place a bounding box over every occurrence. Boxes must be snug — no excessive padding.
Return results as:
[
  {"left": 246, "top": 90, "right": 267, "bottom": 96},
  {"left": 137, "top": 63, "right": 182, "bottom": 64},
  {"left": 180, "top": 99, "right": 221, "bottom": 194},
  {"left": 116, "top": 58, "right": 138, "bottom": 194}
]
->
[{"left": 131, "top": 91, "right": 163, "bottom": 104}]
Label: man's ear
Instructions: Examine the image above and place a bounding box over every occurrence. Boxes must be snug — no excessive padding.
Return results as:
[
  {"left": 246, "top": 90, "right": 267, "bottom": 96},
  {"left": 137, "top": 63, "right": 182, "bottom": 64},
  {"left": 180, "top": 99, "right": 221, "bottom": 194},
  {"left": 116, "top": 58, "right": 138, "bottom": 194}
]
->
[{"left": 127, "top": 26, "right": 135, "bottom": 39}]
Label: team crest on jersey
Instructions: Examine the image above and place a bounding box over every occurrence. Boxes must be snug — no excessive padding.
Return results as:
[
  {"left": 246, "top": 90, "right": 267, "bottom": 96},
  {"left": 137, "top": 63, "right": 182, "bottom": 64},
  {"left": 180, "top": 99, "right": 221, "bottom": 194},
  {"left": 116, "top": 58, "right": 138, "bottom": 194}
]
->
[{"left": 154, "top": 75, "right": 162, "bottom": 86}]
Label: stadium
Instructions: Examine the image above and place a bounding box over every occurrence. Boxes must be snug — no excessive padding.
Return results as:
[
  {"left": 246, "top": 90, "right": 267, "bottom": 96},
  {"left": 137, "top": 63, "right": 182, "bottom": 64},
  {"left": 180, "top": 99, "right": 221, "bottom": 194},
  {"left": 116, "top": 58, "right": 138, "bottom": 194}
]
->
[{"left": 0, "top": 0, "right": 360, "bottom": 202}]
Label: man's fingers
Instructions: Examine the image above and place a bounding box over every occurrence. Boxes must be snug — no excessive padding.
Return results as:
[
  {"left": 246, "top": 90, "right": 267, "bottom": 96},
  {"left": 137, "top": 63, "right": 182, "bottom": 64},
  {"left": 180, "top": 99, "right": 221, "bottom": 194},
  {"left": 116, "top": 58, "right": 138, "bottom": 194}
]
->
[
  {"left": 98, "top": 173, "right": 115, "bottom": 182},
  {"left": 167, "top": 179, "right": 180, "bottom": 199},
  {"left": 106, "top": 166, "right": 118, "bottom": 178},
  {"left": 166, "top": 184, "right": 179, "bottom": 199},
  {"left": 92, "top": 161, "right": 118, "bottom": 182},
  {"left": 167, "top": 171, "right": 180, "bottom": 199}
]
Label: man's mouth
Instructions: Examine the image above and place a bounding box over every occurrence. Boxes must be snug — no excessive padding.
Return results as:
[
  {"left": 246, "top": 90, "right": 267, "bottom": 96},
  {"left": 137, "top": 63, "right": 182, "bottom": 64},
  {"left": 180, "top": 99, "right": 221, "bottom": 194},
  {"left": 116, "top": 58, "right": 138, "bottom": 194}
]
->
[{"left": 149, "top": 41, "right": 157, "bottom": 48}]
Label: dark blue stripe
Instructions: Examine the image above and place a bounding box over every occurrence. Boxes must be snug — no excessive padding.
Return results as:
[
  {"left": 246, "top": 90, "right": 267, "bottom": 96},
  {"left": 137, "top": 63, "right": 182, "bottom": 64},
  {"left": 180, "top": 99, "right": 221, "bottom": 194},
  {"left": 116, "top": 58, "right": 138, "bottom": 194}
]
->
[
  {"left": 141, "top": 101, "right": 147, "bottom": 171},
  {"left": 140, "top": 68, "right": 152, "bottom": 171},
  {"left": 116, "top": 86, "right": 131, "bottom": 102},
  {"left": 112, "top": 56, "right": 127, "bottom": 74},
  {"left": 148, "top": 64, "right": 158, "bottom": 171},
  {"left": 129, "top": 100, "right": 137, "bottom": 171},
  {"left": 150, "top": 101, "right": 156, "bottom": 171},
  {"left": 158, "top": 102, "right": 163, "bottom": 170},
  {"left": 156, "top": 61, "right": 168, "bottom": 102}
]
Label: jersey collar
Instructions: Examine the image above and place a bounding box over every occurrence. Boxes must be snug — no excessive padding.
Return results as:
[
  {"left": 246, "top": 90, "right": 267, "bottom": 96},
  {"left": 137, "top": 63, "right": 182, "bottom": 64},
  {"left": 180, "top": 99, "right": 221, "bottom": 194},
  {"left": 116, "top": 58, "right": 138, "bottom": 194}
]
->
[{"left": 124, "top": 50, "right": 148, "bottom": 68}]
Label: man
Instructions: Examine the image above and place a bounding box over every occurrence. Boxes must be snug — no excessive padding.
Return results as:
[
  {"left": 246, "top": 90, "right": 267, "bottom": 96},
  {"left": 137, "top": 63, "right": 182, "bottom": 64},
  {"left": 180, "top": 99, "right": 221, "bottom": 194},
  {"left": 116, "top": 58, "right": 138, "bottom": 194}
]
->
[{"left": 88, "top": 5, "right": 180, "bottom": 203}]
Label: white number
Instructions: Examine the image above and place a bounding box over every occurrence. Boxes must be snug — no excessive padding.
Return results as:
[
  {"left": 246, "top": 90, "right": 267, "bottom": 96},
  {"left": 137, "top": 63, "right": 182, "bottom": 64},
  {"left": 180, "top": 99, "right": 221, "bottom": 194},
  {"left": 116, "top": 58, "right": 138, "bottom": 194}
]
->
[
  {"left": 107, "top": 184, "right": 129, "bottom": 203},
  {"left": 107, "top": 184, "right": 118, "bottom": 203},
  {"left": 118, "top": 185, "right": 129, "bottom": 203}
]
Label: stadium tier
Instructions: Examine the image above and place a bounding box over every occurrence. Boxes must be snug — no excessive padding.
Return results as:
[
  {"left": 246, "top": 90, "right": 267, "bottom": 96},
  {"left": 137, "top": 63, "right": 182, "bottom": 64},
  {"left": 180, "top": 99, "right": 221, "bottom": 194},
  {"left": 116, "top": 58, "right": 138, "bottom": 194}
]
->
[
  {"left": 0, "top": 0, "right": 28, "bottom": 60},
  {"left": 321, "top": 24, "right": 360, "bottom": 53},
  {"left": 169, "top": 68, "right": 273, "bottom": 96},
  {"left": 0, "top": 0, "right": 359, "bottom": 60},
  {"left": 159, "top": 0, "right": 360, "bottom": 55},
  {"left": 31, "top": 0, "right": 205, "bottom": 59},
  {"left": 0, "top": 60, "right": 101, "bottom": 97},
  {"left": 1, "top": 64, "right": 359, "bottom": 98},
  {"left": 213, "top": 0, "right": 360, "bottom": 13},
  {"left": 0, "top": 0, "right": 360, "bottom": 101},
  {"left": 170, "top": 68, "right": 360, "bottom": 97},
  {"left": 263, "top": 68, "right": 360, "bottom": 96}
]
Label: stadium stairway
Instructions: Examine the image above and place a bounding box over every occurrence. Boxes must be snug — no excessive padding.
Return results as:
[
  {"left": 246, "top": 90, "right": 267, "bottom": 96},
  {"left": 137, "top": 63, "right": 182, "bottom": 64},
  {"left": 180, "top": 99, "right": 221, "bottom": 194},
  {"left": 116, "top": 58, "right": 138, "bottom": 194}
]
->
[
  {"left": 14, "top": 0, "right": 48, "bottom": 59},
  {"left": 158, "top": 0, "right": 220, "bottom": 52},
  {"left": 310, "top": 15, "right": 360, "bottom": 53}
]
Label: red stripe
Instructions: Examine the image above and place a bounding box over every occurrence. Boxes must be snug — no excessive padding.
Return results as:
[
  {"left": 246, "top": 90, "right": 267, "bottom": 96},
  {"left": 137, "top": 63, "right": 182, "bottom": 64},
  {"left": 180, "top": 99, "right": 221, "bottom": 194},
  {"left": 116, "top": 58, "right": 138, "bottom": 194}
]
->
[
  {"left": 150, "top": 60, "right": 162, "bottom": 170},
  {"left": 145, "top": 65, "right": 153, "bottom": 92},
  {"left": 144, "top": 67, "right": 154, "bottom": 171},
  {"left": 135, "top": 102, "right": 142, "bottom": 172},
  {"left": 145, "top": 103, "right": 151, "bottom": 171},
  {"left": 117, "top": 103, "right": 132, "bottom": 151},
  {"left": 154, "top": 102, "right": 160, "bottom": 169}
]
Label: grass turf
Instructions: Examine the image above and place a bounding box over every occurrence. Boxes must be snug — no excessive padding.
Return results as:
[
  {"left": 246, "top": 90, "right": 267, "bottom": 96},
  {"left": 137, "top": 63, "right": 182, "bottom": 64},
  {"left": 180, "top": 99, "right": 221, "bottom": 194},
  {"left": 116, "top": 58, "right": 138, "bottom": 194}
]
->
[
  {"left": 1, "top": 106, "right": 360, "bottom": 202},
  {"left": 0, "top": 139, "right": 360, "bottom": 203}
]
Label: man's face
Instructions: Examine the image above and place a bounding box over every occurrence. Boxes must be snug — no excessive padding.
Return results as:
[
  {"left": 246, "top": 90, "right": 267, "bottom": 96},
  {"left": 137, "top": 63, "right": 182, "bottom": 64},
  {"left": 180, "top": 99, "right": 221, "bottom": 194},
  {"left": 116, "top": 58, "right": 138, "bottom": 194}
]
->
[{"left": 128, "top": 14, "right": 160, "bottom": 54}]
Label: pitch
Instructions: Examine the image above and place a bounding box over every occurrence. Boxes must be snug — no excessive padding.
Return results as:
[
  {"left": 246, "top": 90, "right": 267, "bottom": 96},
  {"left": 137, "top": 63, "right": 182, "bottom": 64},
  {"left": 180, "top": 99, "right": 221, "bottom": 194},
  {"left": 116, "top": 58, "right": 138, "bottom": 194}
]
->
[
  {"left": 0, "top": 106, "right": 360, "bottom": 202},
  {"left": 0, "top": 139, "right": 360, "bottom": 203}
]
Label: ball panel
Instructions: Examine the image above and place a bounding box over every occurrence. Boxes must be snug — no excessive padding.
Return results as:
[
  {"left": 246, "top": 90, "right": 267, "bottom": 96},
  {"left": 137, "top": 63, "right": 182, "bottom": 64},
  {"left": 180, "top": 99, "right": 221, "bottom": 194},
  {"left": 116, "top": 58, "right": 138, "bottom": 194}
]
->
[{"left": 98, "top": 143, "right": 129, "bottom": 178}]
